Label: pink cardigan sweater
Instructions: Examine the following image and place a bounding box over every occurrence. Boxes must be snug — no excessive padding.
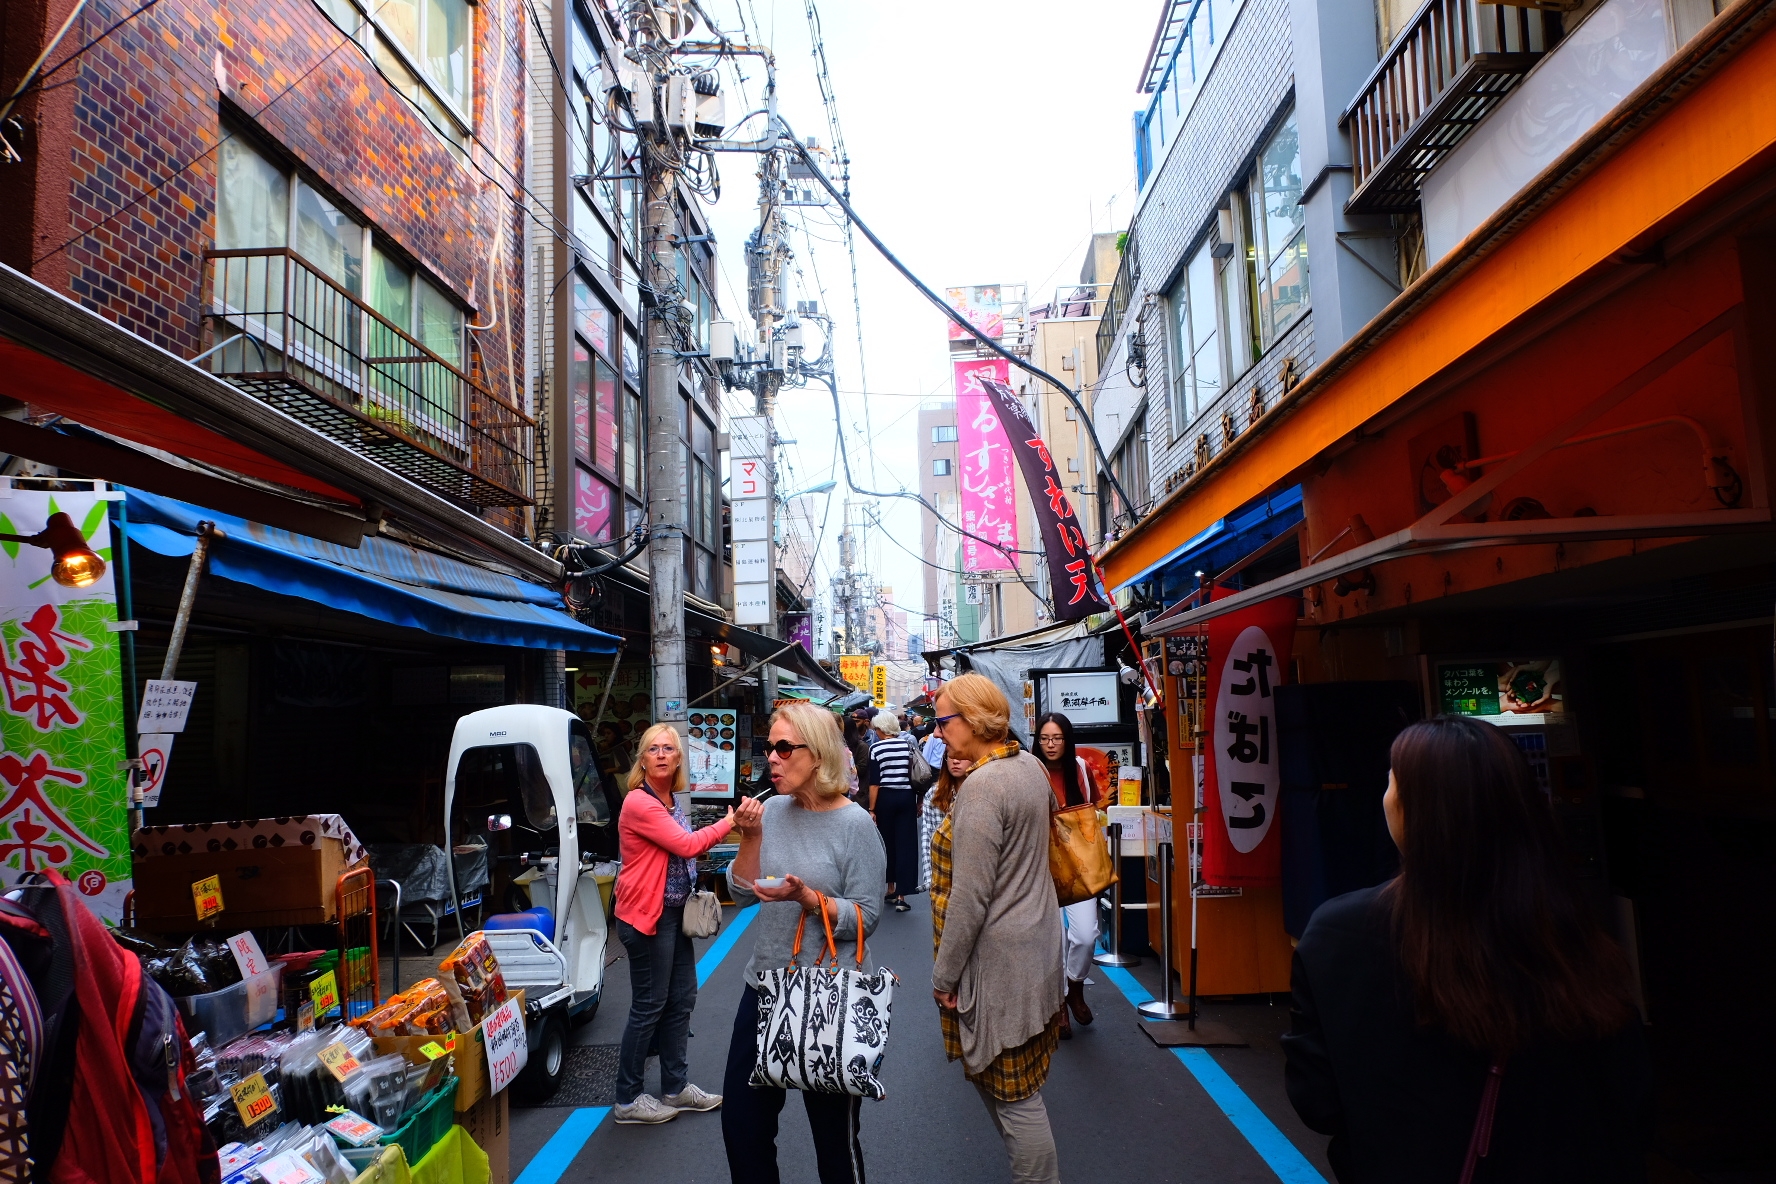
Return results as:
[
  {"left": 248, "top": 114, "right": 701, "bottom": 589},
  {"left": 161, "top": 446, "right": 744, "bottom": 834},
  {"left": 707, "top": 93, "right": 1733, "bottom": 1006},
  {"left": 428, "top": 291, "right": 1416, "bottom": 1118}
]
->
[{"left": 614, "top": 787, "right": 731, "bottom": 935}]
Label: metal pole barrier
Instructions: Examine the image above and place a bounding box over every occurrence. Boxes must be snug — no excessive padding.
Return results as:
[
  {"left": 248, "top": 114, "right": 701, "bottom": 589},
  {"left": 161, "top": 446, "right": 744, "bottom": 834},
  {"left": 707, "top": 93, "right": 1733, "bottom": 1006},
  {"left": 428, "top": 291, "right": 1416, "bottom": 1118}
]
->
[
  {"left": 1138, "top": 833, "right": 1191, "bottom": 1020},
  {"left": 1187, "top": 821, "right": 1201, "bottom": 1029},
  {"left": 1094, "top": 821, "right": 1140, "bottom": 968}
]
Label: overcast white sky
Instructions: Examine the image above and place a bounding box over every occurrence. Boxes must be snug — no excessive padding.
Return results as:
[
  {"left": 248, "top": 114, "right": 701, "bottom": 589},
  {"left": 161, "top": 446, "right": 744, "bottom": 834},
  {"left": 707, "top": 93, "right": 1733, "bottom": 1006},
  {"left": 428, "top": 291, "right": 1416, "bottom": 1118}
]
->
[{"left": 700, "top": 0, "right": 1156, "bottom": 638}]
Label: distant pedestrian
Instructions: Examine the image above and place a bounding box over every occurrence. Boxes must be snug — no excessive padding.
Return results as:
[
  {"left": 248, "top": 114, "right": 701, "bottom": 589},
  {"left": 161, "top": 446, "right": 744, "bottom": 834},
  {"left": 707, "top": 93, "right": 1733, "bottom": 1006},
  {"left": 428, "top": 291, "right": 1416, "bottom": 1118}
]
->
[
  {"left": 929, "top": 673, "right": 1064, "bottom": 1184},
  {"left": 1283, "top": 715, "right": 1651, "bottom": 1183},
  {"left": 842, "top": 706, "right": 876, "bottom": 800},
  {"left": 723, "top": 702, "right": 887, "bottom": 1184},
  {"left": 918, "top": 738, "right": 961, "bottom": 893},
  {"left": 1035, "top": 713, "right": 1107, "bottom": 1041},
  {"left": 867, "top": 711, "right": 918, "bottom": 911},
  {"left": 611, "top": 724, "right": 736, "bottom": 1125}
]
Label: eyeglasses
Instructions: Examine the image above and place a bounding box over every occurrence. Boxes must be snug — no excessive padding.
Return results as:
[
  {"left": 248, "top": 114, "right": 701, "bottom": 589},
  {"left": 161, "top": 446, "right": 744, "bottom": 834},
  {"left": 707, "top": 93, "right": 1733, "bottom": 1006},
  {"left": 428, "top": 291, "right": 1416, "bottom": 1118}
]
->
[
  {"left": 764, "top": 740, "right": 810, "bottom": 758},
  {"left": 932, "top": 712, "right": 961, "bottom": 731},
  {"left": 645, "top": 744, "right": 678, "bottom": 755}
]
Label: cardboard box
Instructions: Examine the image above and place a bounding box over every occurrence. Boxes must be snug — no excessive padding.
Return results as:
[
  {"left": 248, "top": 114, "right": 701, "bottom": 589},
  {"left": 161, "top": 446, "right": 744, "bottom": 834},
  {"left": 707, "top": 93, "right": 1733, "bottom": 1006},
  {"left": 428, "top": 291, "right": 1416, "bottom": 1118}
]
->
[
  {"left": 132, "top": 842, "right": 353, "bottom": 930},
  {"left": 455, "top": 1087, "right": 510, "bottom": 1184}
]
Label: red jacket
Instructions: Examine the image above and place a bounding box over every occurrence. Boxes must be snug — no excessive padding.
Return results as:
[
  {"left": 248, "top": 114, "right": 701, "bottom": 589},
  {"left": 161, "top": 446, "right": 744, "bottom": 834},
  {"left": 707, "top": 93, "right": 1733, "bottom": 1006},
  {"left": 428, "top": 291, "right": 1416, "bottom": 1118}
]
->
[{"left": 614, "top": 787, "right": 731, "bottom": 935}]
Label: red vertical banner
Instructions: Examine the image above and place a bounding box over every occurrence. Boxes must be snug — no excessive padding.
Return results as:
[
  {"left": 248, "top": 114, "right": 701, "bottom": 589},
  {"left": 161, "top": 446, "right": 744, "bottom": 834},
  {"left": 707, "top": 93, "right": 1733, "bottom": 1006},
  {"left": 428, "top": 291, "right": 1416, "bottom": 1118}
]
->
[
  {"left": 1201, "top": 595, "right": 1297, "bottom": 887},
  {"left": 953, "top": 359, "right": 1017, "bottom": 571}
]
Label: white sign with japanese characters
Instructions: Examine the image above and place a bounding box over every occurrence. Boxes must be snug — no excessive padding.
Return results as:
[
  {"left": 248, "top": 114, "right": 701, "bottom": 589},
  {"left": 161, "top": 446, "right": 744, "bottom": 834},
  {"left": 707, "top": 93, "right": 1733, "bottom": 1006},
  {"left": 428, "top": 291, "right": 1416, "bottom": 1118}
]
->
[
  {"left": 137, "top": 679, "right": 197, "bottom": 733},
  {"left": 1213, "top": 624, "right": 1280, "bottom": 853},
  {"left": 1045, "top": 671, "right": 1120, "bottom": 726},
  {"left": 484, "top": 996, "right": 529, "bottom": 1095}
]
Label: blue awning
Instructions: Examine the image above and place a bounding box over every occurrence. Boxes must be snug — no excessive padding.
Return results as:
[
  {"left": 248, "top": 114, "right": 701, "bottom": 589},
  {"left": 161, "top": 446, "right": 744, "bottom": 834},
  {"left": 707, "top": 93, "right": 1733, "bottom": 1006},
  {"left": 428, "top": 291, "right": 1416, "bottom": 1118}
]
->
[
  {"left": 122, "top": 489, "right": 619, "bottom": 652},
  {"left": 1116, "top": 486, "right": 1305, "bottom": 595}
]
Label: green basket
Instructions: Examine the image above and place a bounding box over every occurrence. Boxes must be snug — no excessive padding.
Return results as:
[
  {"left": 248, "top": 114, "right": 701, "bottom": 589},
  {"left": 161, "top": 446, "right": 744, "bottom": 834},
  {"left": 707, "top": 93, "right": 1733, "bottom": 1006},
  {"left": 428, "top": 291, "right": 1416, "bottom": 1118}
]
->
[{"left": 379, "top": 1076, "right": 459, "bottom": 1165}]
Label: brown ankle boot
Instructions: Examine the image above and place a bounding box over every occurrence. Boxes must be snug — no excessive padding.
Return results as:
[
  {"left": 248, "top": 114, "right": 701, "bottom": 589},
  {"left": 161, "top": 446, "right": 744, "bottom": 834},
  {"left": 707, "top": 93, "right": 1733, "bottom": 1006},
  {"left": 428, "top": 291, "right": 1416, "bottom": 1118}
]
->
[
  {"left": 1058, "top": 1004, "right": 1072, "bottom": 1040},
  {"left": 1066, "top": 979, "right": 1093, "bottom": 1026}
]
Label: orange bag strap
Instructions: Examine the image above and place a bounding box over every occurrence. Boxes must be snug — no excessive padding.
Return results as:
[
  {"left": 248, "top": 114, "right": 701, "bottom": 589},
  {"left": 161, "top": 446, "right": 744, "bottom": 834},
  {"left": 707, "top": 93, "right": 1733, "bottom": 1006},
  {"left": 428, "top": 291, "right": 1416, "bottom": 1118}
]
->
[
  {"left": 789, "top": 892, "right": 840, "bottom": 968},
  {"left": 852, "top": 902, "right": 867, "bottom": 968}
]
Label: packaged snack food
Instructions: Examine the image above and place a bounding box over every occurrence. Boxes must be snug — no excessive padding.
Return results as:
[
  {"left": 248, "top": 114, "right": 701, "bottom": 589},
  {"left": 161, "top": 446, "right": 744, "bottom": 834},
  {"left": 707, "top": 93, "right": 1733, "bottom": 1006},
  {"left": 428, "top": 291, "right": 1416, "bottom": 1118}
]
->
[{"left": 437, "top": 932, "right": 508, "bottom": 1030}]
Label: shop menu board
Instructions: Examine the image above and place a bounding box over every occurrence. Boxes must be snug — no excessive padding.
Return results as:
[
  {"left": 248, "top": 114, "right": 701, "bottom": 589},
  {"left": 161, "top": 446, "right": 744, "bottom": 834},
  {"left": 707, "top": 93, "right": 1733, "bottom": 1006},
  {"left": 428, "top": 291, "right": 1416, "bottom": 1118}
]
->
[
  {"left": 0, "top": 485, "right": 131, "bottom": 922},
  {"left": 573, "top": 659, "right": 653, "bottom": 774},
  {"left": 687, "top": 709, "right": 738, "bottom": 796}
]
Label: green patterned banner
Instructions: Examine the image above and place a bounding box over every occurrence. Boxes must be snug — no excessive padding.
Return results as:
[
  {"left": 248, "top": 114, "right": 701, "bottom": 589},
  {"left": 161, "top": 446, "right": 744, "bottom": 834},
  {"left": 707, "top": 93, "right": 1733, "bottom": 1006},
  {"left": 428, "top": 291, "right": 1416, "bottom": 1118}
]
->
[{"left": 0, "top": 485, "right": 129, "bottom": 923}]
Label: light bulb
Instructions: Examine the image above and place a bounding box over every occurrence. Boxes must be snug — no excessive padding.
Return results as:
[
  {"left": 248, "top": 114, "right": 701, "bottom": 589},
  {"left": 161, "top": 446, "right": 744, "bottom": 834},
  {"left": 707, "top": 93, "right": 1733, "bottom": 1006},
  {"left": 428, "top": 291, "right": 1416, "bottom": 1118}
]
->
[{"left": 51, "top": 551, "right": 105, "bottom": 589}]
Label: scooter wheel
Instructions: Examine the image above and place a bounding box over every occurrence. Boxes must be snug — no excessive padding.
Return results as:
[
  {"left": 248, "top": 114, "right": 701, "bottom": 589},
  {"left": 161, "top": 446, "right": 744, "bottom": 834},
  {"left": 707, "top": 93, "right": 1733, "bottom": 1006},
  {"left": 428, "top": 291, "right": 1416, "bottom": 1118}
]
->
[{"left": 513, "top": 1011, "right": 568, "bottom": 1105}]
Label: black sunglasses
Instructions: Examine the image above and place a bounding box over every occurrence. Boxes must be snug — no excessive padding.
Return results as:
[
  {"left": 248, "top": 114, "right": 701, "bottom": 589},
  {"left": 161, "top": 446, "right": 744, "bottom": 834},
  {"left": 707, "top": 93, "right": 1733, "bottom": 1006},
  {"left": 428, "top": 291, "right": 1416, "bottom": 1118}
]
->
[{"left": 764, "top": 740, "right": 810, "bottom": 758}]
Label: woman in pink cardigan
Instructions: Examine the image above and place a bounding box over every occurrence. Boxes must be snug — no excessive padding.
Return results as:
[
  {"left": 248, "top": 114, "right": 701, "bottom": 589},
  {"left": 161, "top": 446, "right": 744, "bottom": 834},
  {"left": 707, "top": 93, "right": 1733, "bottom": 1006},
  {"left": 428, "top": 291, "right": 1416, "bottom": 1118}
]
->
[{"left": 612, "top": 723, "right": 735, "bottom": 1125}]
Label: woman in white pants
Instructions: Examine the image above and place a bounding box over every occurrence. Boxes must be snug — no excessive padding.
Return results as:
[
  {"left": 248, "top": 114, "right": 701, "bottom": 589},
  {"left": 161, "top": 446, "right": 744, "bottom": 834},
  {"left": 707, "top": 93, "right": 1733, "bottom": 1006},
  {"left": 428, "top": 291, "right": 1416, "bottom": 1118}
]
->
[{"left": 1036, "top": 713, "right": 1106, "bottom": 1040}]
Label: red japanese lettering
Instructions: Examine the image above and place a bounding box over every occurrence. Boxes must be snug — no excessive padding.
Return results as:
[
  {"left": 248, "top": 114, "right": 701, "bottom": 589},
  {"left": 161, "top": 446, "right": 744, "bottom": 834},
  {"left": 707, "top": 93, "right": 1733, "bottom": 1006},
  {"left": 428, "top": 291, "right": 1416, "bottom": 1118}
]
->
[
  {"left": 1065, "top": 559, "right": 1093, "bottom": 606},
  {"left": 1025, "top": 438, "right": 1054, "bottom": 472},
  {"left": 0, "top": 604, "right": 90, "bottom": 730},
  {"left": 0, "top": 749, "right": 99, "bottom": 870},
  {"left": 1042, "top": 476, "right": 1075, "bottom": 519}
]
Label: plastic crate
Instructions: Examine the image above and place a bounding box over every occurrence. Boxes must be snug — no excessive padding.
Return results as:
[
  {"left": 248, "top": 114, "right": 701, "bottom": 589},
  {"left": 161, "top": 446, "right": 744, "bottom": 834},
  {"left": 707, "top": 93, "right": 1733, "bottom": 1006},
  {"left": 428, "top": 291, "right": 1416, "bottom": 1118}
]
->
[
  {"left": 173, "top": 964, "right": 284, "bottom": 1048},
  {"left": 379, "top": 1075, "right": 459, "bottom": 1165}
]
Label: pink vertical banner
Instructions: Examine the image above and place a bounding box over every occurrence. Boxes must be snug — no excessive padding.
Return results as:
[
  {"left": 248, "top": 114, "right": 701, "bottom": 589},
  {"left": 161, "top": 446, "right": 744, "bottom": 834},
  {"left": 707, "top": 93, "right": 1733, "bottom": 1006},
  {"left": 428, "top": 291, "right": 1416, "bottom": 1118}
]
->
[{"left": 954, "top": 358, "right": 1018, "bottom": 572}]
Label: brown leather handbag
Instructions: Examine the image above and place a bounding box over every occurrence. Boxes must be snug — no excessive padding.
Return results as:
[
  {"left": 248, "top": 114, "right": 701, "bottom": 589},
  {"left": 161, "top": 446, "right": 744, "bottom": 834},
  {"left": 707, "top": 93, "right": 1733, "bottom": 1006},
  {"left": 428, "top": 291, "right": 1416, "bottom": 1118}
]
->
[{"left": 1049, "top": 802, "right": 1118, "bottom": 906}]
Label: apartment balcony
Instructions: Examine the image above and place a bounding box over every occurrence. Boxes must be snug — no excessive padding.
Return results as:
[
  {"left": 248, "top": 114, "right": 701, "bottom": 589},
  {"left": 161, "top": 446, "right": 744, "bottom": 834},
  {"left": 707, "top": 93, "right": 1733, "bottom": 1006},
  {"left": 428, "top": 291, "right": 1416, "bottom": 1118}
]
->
[
  {"left": 1341, "top": 0, "right": 1561, "bottom": 215},
  {"left": 202, "top": 248, "right": 533, "bottom": 509}
]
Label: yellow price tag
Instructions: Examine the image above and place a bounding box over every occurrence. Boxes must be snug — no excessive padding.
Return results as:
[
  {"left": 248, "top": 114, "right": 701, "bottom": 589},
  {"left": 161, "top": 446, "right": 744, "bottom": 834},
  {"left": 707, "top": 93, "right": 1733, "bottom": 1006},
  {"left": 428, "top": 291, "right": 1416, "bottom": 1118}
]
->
[
  {"left": 192, "top": 875, "right": 224, "bottom": 921},
  {"left": 418, "top": 1041, "right": 446, "bottom": 1061},
  {"left": 309, "top": 969, "right": 339, "bottom": 1016},
  {"left": 229, "top": 1071, "right": 276, "bottom": 1127},
  {"left": 315, "top": 1041, "right": 361, "bottom": 1083}
]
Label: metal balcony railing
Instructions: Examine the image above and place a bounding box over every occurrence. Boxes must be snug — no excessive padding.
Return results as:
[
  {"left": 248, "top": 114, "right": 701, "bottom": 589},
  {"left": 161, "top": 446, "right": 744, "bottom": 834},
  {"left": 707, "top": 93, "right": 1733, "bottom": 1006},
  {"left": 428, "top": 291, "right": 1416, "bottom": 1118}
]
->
[
  {"left": 1341, "top": 0, "right": 1559, "bottom": 214},
  {"left": 1095, "top": 255, "right": 1136, "bottom": 372},
  {"left": 202, "top": 248, "right": 533, "bottom": 508}
]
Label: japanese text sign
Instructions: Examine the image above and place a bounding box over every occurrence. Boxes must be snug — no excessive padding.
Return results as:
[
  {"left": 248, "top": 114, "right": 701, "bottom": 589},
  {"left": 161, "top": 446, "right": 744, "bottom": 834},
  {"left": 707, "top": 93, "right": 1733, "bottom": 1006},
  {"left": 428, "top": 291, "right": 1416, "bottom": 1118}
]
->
[
  {"left": 1045, "top": 671, "right": 1120, "bottom": 726},
  {"left": 227, "top": 931, "right": 268, "bottom": 977},
  {"left": 230, "top": 1072, "right": 276, "bottom": 1128},
  {"left": 954, "top": 360, "right": 1018, "bottom": 572},
  {"left": 316, "top": 1041, "right": 362, "bottom": 1083},
  {"left": 136, "top": 679, "right": 196, "bottom": 733},
  {"left": 309, "top": 969, "right": 339, "bottom": 1016},
  {"left": 192, "top": 875, "right": 224, "bottom": 921},
  {"left": 839, "top": 655, "right": 871, "bottom": 691},
  {"left": 976, "top": 377, "right": 1109, "bottom": 619},
  {"left": 484, "top": 996, "right": 529, "bottom": 1094},
  {"left": 1200, "top": 593, "right": 1298, "bottom": 887},
  {"left": 0, "top": 487, "right": 129, "bottom": 921},
  {"left": 871, "top": 664, "right": 886, "bottom": 708}
]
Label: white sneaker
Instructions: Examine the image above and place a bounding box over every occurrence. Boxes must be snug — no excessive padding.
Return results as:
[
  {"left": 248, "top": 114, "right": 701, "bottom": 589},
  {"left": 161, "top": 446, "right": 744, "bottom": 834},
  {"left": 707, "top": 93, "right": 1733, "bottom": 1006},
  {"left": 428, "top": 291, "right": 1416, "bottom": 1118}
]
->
[
  {"left": 662, "top": 1083, "right": 723, "bottom": 1112},
  {"left": 612, "top": 1094, "right": 680, "bottom": 1124}
]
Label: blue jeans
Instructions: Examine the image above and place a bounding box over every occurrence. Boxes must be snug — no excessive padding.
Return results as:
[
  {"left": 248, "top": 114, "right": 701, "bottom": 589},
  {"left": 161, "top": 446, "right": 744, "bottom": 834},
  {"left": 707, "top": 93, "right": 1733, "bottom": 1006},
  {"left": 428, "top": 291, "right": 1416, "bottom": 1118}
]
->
[{"left": 615, "top": 904, "right": 696, "bottom": 1104}]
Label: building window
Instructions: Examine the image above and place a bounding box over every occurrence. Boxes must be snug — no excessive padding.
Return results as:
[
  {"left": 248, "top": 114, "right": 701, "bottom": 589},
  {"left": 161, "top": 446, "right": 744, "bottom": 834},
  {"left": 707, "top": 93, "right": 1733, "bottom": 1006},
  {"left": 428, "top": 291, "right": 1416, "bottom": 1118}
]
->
[
  {"left": 1166, "top": 242, "right": 1224, "bottom": 435},
  {"left": 932, "top": 458, "right": 953, "bottom": 476},
  {"left": 932, "top": 425, "right": 958, "bottom": 443},
  {"left": 313, "top": 0, "right": 472, "bottom": 151},
  {"left": 1133, "top": 0, "right": 1248, "bottom": 187},
  {"left": 1239, "top": 112, "right": 1309, "bottom": 351}
]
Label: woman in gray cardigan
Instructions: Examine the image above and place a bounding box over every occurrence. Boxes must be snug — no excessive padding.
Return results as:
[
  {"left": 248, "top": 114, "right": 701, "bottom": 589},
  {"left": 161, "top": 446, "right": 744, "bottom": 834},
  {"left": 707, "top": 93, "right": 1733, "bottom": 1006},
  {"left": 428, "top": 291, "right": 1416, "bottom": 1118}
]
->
[{"left": 930, "top": 673, "right": 1065, "bottom": 1184}]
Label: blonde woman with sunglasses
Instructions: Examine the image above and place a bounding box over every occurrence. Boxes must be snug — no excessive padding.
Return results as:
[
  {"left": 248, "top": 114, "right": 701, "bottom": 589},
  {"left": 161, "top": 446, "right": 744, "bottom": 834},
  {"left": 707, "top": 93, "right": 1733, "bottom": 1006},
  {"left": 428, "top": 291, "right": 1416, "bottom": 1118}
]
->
[
  {"left": 611, "top": 723, "right": 737, "bottom": 1125},
  {"left": 722, "top": 701, "right": 887, "bottom": 1184}
]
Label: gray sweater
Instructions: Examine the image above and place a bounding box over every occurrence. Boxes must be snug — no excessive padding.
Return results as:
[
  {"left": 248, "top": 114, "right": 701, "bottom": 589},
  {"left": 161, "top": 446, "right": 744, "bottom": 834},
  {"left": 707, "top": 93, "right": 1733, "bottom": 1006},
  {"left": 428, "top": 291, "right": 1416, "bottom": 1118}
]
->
[{"left": 726, "top": 795, "right": 887, "bottom": 987}]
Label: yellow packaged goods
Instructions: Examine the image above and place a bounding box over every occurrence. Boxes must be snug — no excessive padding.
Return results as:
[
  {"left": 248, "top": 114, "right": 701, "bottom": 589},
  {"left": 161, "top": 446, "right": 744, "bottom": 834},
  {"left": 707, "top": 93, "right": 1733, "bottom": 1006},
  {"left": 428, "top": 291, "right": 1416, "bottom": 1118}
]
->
[
  {"left": 437, "top": 932, "right": 508, "bottom": 1031},
  {"left": 356, "top": 979, "right": 454, "bottom": 1037}
]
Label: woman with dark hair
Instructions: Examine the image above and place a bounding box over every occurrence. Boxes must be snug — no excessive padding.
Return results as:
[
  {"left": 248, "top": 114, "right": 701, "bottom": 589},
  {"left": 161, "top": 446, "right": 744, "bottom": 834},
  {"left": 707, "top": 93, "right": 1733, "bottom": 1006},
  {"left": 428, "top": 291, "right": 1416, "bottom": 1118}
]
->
[
  {"left": 1283, "top": 714, "right": 1651, "bottom": 1183},
  {"left": 1034, "top": 712, "right": 1106, "bottom": 1040}
]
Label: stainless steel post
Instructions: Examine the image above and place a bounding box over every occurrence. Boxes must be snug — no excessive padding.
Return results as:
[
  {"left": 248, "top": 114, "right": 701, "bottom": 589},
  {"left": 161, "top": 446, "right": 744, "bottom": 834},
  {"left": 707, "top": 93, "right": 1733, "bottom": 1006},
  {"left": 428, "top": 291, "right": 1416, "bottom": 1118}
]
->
[
  {"left": 1138, "top": 833, "right": 1192, "bottom": 1020},
  {"left": 1093, "top": 821, "right": 1140, "bottom": 968}
]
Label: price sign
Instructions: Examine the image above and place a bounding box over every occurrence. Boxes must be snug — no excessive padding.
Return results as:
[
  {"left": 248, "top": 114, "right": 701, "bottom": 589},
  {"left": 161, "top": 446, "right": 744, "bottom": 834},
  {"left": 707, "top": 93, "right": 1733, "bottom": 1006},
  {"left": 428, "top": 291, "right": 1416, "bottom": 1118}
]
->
[
  {"left": 483, "top": 997, "right": 528, "bottom": 1095},
  {"left": 229, "top": 1071, "right": 276, "bottom": 1128},
  {"left": 227, "top": 931, "right": 268, "bottom": 978},
  {"left": 418, "top": 1041, "right": 447, "bottom": 1061},
  {"left": 192, "top": 875, "right": 223, "bottom": 921},
  {"left": 296, "top": 1001, "right": 315, "bottom": 1034},
  {"left": 309, "top": 969, "right": 339, "bottom": 1016},
  {"left": 316, "top": 1042, "right": 361, "bottom": 1083}
]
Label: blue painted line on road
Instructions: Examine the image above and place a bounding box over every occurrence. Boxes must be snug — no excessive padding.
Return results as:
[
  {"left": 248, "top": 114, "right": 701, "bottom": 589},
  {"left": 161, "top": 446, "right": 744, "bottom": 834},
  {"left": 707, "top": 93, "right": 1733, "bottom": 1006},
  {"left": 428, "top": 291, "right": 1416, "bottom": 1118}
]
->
[
  {"left": 1101, "top": 964, "right": 1327, "bottom": 1184},
  {"left": 513, "top": 1107, "right": 610, "bottom": 1184},
  {"left": 509, "top": 905, "right": 757, "bottom": 1184},
  {"left": 697, "top": 903, "right": 758, "bottom": 987}
]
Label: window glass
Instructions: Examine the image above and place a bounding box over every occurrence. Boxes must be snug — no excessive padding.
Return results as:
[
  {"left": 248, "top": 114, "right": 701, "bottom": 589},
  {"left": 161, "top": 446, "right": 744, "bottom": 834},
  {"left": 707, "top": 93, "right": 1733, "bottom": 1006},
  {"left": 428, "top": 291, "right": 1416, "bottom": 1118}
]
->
[
  {"left": 369, "top": 247, "right": 413, "bottom": 329},
  {"left": 569, "top": 721, "right": 611, "bottom": 826},
  {"left": 1168, "top": 277, "right": 1191, "bottom": 430},
  {"left": 295, "top": 181, "right": 362, "bottom": 294},
  {"left": 1187, "top": 246, "right": 1221, "bottom": 413},
  {"left": 692, "top": 411, "right": 713, "bottom": 465},
  {"left": 1259, "top": 118, "right": 1304, "bottom": 270},
  {"left": 419, "top": 277, "right": 463, "bottom": 367},
  {"left": 622, "top": 329, "right": 641, "bottom": 386},
  {"left": 575, "top": 465, "right": 614, "bottom": 540},
  {"left": 625, "top": 498, "right": 645, "bottom": 536},
  {"left": 622, "top": 254, "right": 640, "bottom": 316},
  {"left": 933, "top": 458, "right": 952, "bottom": 476},
  {"left": 571, "top": 338, "right": 591, "bottom": 458},
  {"left": 932, "top": 425, "right": 958, "bottom": 443},
  {"left": 573, "top": 274, "right": 612, "bottom": 357},
  {"left": 424, "top": 0, "right": 469, "bottom": 111},
  {"left": 380, "top": 0, "right": 420, "bottom": 56},
  {"left": 455, "top": 743, "right": 555, "bottom": 830},
  {"left": 595, "top": 357, "right": 618, "bottom": 471},
  {"left": 216, "top": 138, "right": 288, "bottom": 249},
  {"left": 623, "top": 388, "right": 641, "bottom": 491}
]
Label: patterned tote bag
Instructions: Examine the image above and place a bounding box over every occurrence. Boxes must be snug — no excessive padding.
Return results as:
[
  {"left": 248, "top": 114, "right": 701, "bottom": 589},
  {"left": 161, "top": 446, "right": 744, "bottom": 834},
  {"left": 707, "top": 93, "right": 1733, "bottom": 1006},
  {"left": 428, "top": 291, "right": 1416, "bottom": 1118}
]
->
[{"left": 751, "top": 894, "right": 897, "bottom": 1098}]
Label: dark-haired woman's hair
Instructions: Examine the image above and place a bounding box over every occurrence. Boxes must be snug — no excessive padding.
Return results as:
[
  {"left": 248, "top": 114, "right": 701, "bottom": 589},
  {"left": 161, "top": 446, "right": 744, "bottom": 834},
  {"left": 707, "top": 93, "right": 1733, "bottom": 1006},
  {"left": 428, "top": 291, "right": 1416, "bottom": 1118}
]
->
[
  {"left": 1386, "top": 715, "right": 1635, "bottom": 1056},
  {"left": 1035, "top": 713, "right": 1082, "bottom": 805},
  {"left": 931, "top": 761, "right": 963, "bottom": 815}
]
